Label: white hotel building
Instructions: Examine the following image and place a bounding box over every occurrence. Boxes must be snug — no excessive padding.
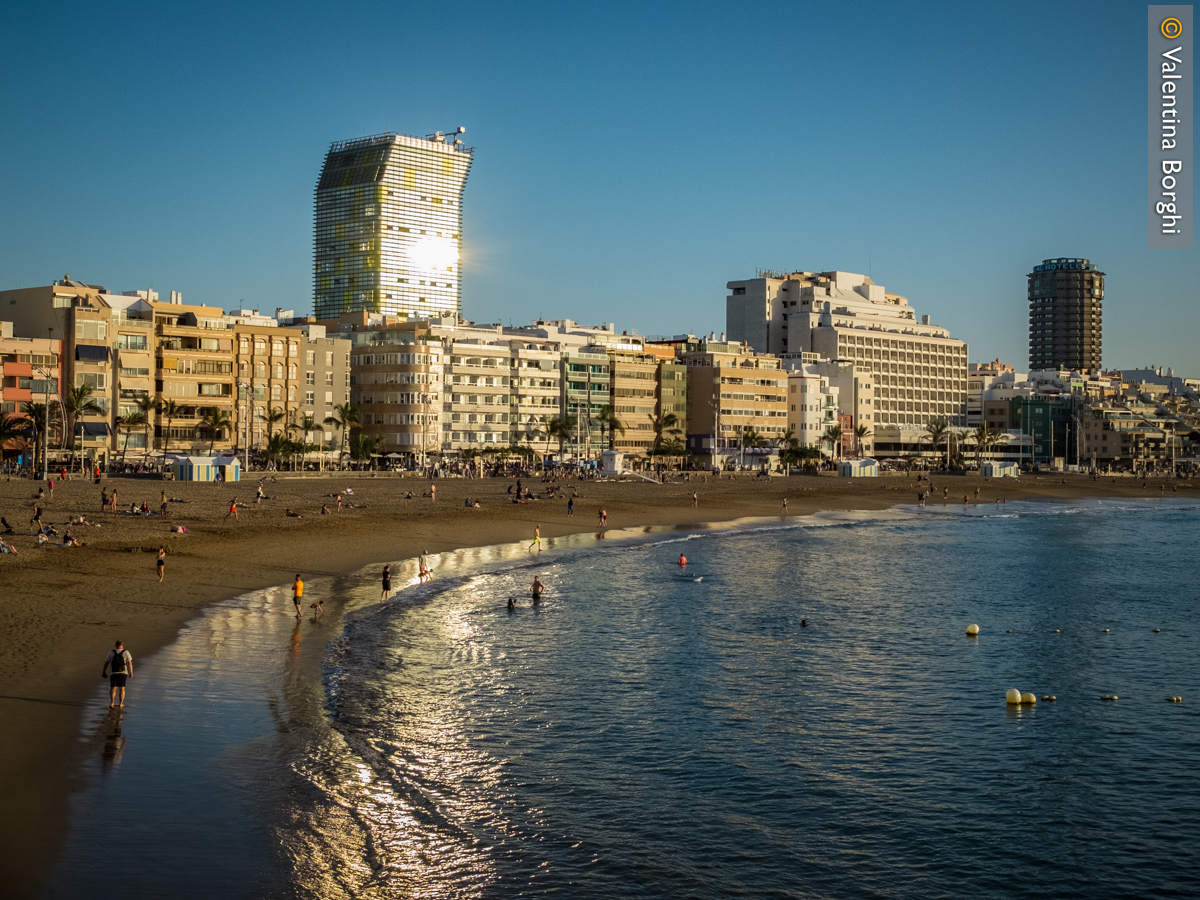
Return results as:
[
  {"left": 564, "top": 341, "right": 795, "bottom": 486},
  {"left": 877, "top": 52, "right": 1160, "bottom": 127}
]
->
[{"left": 728, "top": 270, "right": 967, "bottom": 457}]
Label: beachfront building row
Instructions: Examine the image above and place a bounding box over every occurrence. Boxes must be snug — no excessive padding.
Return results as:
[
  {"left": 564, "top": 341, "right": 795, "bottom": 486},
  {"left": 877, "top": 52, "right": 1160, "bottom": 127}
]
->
[
  {"left": 0, "top": 279, "right": 351, "bottom": 461},
  {"left": 324, "top": 313, "right": 689, "bottom": 463}
]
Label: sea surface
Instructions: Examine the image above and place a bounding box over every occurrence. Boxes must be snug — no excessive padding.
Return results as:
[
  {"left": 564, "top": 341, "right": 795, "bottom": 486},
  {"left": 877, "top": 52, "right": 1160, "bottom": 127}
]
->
[{"left": 47, "top": 498, "right": 1200, "bottom": 899}]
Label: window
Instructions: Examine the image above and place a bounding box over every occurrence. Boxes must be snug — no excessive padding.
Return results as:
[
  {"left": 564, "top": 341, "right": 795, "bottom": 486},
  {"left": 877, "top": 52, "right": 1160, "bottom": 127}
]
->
[
  {"left": 325, "top": 372, "right": 334, "bottom": 385},
  {"left": 287, "top": 364, "right": 297, "bottom": 379},
  {"left": 326, "top": 351, "right": 334, "bottom": 366},
  {"left": 271, "top": 384, "right": 282, "bottom": 401},
  {"left": 324, "top": 391, "right": 333, "bottom": 404},
  {"left": 305, "top": 371, "right": 315, "bottom": 385},
  {"left": 273, "top": 363, "right": 284, "bottom": 379},
  {"left": 306, "top": 351, "right": 315, "bottom": 365},
  {"left": 305, "top": 391, "right": 315, "bottom": 405}
]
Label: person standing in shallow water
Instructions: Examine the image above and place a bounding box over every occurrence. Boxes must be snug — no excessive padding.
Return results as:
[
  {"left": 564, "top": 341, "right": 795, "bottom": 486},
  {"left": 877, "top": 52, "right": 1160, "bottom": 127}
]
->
[
  {"left": 292, "top": 574, "right": 304, "bottom": 618},
  {"left": 380, "top": 565, "right": 392, "bottom": 603},
  {"left": 102, "top": 640, "right": 133, "bottom": 709},
  {"left": 531, "top": 576, "right": 544, "bottom": 602}
]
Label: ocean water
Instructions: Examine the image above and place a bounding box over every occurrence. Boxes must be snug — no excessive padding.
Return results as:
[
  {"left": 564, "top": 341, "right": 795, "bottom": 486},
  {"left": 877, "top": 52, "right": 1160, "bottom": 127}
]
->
[{"left": 47, "top": 499, "right": 1200, "bottom": 899}]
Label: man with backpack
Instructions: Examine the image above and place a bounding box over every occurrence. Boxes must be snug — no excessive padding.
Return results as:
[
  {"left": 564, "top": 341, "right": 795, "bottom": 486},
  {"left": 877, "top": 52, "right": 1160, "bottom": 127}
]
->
[{"left": 102, "top": 640, "right": 134, "bottom": 709}]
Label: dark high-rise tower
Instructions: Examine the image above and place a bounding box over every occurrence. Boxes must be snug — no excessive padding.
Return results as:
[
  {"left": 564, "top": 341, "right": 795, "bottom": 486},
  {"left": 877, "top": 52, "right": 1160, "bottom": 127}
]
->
[{"left": 1027, "top": 258, "right": 1104, "bottom": 371}]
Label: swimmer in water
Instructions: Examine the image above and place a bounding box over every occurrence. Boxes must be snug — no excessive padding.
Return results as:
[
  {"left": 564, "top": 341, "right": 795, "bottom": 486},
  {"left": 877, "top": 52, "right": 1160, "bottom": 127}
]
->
[
  {"left": 678, "top": 553, "right": 687, "bottom": 567},
  {"left": 800, "top": 619, "right": 807, "bottom": 628},
  {"left": 531, "top": 576, "right": 544, "bottom": 602},
  {"left": 507, "top": 597, "right": 516, "bottom": 610}
]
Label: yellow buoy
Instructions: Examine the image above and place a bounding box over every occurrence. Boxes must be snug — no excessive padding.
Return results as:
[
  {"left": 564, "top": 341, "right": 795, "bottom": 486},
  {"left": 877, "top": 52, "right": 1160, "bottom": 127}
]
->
[
  {"left": 1021, "top": 692, "right": 1037, "bottom": 704},
  {"left": 1053, "top": 629, "right": 1061, "bottom": 633},
  {"left": 1006, "top": 688, "right": 1022, "bottom": 704},
  {"left": 1153, "top": 629, "right": 1162, "bottom": 633},
  {"left": 1102, "top": 628, "right": 1110, "bottom": 633},
  {"left": 1041, "top": 695, "right": 1057, "bottom": 702},
  {"left": 966, "top": 624, "right": 980, "bottom": 636}
]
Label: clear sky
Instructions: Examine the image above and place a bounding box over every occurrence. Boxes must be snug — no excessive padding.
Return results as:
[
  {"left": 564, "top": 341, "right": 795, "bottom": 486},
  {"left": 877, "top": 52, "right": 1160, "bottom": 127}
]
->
[{"left": 1, "top": 0, "right": 1194, "bottom": 373}]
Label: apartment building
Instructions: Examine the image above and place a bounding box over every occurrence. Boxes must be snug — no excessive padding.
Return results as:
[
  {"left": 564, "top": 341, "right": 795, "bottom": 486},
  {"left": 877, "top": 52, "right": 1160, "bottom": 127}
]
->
[
  {"left": 441, "top": 339, "right": 514, "bottom": 450},
  {"left": 682, "top": 338, "right": 788, "bottom": 468},
  {"left": 0, "top": 323, "right": 61, "bottom": 460},
  {"left": 562, "top": 346, "right": 611, "bottom": 458},
  {"left": 339, "top": 319, "right": 443, "bottom": 459},
  {"left": 785, "top": 364, "right": 839, "bottom": 449}
]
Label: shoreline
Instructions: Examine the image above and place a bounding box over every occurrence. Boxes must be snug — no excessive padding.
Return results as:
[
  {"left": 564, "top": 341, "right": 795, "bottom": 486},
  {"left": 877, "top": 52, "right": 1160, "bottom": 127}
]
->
[{"left": 2, "top": 470, "right": 1192, "bottom": 898}]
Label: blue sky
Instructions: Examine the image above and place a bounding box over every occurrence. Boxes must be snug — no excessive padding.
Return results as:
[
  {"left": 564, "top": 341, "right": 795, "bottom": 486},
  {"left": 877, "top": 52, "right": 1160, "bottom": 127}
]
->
[{"left": 0, "top": 0, "right": 1194, "bottom": 372}]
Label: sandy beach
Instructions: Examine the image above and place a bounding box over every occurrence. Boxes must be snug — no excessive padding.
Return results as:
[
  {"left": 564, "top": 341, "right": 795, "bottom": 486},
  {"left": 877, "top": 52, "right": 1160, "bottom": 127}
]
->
[{"left": 0, "top": 468, "right": 1191, "bottom": 897}]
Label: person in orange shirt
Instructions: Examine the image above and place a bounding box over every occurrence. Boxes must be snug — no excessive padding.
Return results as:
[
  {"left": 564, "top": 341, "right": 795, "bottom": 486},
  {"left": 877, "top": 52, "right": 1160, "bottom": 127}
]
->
[{"left": 292, "top": 575, "right": 304, "bottom": 618}]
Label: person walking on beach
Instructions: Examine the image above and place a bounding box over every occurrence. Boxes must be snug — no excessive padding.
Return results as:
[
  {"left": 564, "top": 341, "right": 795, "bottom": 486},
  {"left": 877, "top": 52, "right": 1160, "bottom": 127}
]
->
[
  {"left": 225, "top": 497, "right": 239, "bottom": 522},
  {"left": 156, "top": 546, "right": 165, "bottom": 583},
  {"left": 380, "top": 564, "right": 392, "bottom": 603},
  {"left": 47, "top": 478, "right": 54, "bottom": 502},
  {"left": 100, "top": 488, "right": 108, "bottom": 512},
  {"left": 598, "top": 508, "right": 607, "bottom": 528},
  {"left": 529, "top": 524, "right": 542, "bottom": 553},
  {"left": 781, "top": 497, "right": 788, "bottom": 514},
  {"left": 567, "top": 497, "right": 574, "bottom": 517},
  {"left": 430, "top": 483, "right": 436, "bottom": 502},
  {"left": 693, "top": 491, "right": 698, "bottom": 508},
  {"left": 102, "top": 640, "right": 133, "bottom": 709},
  {"left": 255, "top": 482, "right": 264, "bottom": 505},
  {"left": 292, "top": 575, "right": 304, "bottom": 618},
  {"left": 109, "top": 488, "right": 118, "bottom": 512},
  {"left": 419, "top": 551, "right": 432, "bottom": 582}
]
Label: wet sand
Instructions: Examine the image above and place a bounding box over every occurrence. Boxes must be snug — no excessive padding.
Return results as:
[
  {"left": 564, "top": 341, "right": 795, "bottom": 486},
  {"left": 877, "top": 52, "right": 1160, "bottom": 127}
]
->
[{"left": 0, "top": 468, "right": 1189, "bottom": 897}]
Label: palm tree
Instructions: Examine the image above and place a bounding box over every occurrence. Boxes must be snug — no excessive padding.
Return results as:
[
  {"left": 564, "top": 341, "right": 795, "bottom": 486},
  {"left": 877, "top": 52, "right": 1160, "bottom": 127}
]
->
[
  {"left": 545, "top": 415, "right": 575, "bottom": 461},
  {"left": 652, "top": 412, "right": 682, "bottom": 460},
  {"left": 63, "top": 384, "right": 103, "bottom": 452},
  {"left": 594, "top": 404, "right": 626, "bottom": 451},
  {"left": 324, "top": 403, "right": 359, "bottom": 468},
  {"left": 854, "top": 424, "right": 873, "bottom": 458},
  {"left": 969, "top": 423, "right": 1009, "bottom": 468},
  {"left": 135, "top": 395, "right": 156, "bottom": 454},
  {"left": 117, "top": 411, "right": 146, "bottom": 467},
  {"left": 348, "top": 432, "right": 380, "bottom": 467},
  {"left": 921, "top": 418, "right": 949, "bottom": 465},
  {"left": 21, "top": 401, "right": 60, "bottom": 474},
  {"left": 265, "top": 431, "right": 290, "bottom": 467},
  {"left": 159, "top": 399, "right": 181, "bottom": 454},
  {"left": 265, "top": 406, "right": 286, "bottom": 437},
  {"left": 822, "top": 424, "right": 843, "bottom": 459},
  {"left": 740, "top": 426, "right": 765, "bottom": 468},
  {"left": 200, "top": 408, "right": 233, "bottom": 455},
  {"left": 0, "top": 413, "right": 30, "bottom": 459}
]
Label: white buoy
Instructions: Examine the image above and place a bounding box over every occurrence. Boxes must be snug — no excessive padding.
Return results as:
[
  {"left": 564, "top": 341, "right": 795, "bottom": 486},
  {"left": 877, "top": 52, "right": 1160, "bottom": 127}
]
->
[
  {"left": 1006, "top": 688, "right": 1022, "bottom": 704},
  {"left": 966, "top": 624, "right": 980, "bottom": 636},
  {"left": 1021, "top": 692, "right": 1037, "bottom": 704}
]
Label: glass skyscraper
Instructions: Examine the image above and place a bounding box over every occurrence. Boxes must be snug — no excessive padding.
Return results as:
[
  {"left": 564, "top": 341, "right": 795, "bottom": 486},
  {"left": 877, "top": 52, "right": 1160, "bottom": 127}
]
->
[{"left": 313, "top": 131, "right": 473, "bottom": 321}]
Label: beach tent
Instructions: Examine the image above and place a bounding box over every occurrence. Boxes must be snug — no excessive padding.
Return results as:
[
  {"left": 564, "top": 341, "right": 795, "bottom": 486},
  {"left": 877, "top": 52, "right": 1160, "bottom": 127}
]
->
[
  {"left": 214, "top": 456, "right": 241, "bottom": 482},
  {"left": 982, "top": 461, "right": 1019, "bottom": 478},
  {"left": 839, "top": 458, "right": 879, "bottom": 477},
  {"left": 171, "top": 456, "right": 217, "bottom": 482}
]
